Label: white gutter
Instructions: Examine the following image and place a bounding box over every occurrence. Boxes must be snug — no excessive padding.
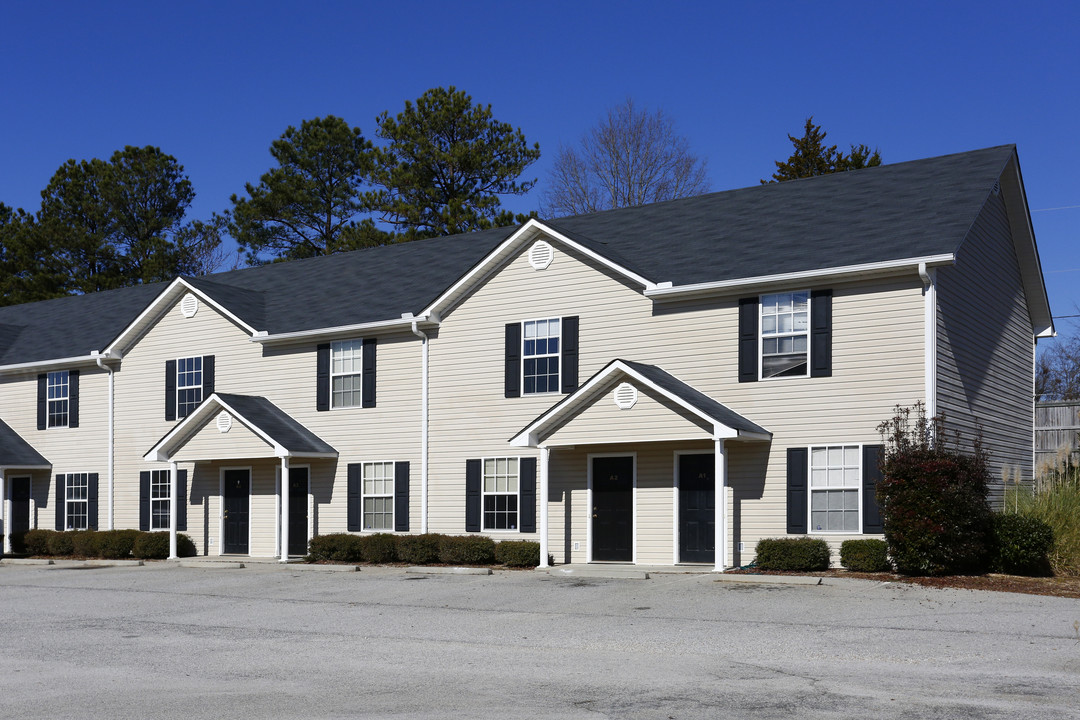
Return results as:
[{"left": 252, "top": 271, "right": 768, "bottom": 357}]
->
[
  {"left": 0, "top": 353, "right": 107, "bottom": 375},
  {"left": 645, "top": 254, "right": 956, "bottom": 301},
  {"left": 251, "top": 316, "right": 436, "bottom": 344},
  {"left": 919, "top": 262, "right": 938, "bottom": 422},
  {"left": 411, "top": 319, "right": 430, "bottom": 533},
  {"left": 93, "top": 352, "right": 116, "bottom": 530}
]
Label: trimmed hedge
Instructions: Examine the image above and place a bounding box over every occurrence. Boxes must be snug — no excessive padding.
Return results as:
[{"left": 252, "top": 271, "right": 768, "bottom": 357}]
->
[
  {"left": 439, "top": 535, "right": 496, "bottom": 565},
  {"left": 308, "top": 533, "right": 363, "bottom": 562},
  {"left": 359, "top": 533, "right": 397, "bottom": 563},
  {"left": 494, "top": 540, "right": 540, "bottom": 567},
  {"left": 98, "top": 530, "right": 141, "bottom": 559},
  {"left": 24, "top": 529, "right": 53, "bottom": 556},
  {"left": 754, "top": 537, "right": 831, "bottom": 571},
  {"left": 14, "top": 529, "right": 196, "bottom": 560},
  {"left": 990, "top": 513, "right": 1054, "bottom": 576},
  {"left": 304, "top": 533, "right": 537, "bottom": 567},
  {"left": 396, "top": 534, "right": 441, "bottom": 564},
  {"left": 133, "top": 532, "right": 171, "bottom": 559},
  {"left": 71, "top": 530, "right": 102, "bottom": 558},
  {"left": 840, "top": 539, "right": 890, "bottom": 572},
  {"left": 47, "top": 531, "right": 75, "bottom": 557}
]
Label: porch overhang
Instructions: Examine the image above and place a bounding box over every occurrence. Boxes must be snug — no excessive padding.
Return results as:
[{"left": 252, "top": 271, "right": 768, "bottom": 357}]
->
[
  {"left": 509, "top": 359, "right": 771, "bottom": 448},
  {"left": 0, "top": 418, "right": 51, "bottom": 470},
  {"left": 143, "top": 393, "right": 337, "bottom": 463}
]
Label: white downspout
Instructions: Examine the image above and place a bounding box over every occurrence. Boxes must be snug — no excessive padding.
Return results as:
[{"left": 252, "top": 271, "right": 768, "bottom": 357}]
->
[
  {"left": 1, "top": 469, "right": 7, "bottom": 555},
  {"left": 919, "top": 263, "right": 937, "bottom": 421},
  {"left": 94, "top": 353, "right": 115, "bottom": 530},
  {"left": 411, "top": 320, "right": 429, "bottom": 533}
]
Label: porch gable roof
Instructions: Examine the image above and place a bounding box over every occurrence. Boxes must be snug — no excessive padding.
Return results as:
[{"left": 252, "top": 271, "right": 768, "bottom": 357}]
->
[{"left": 0, "top": 418, "right": 50, "bottom": 469}]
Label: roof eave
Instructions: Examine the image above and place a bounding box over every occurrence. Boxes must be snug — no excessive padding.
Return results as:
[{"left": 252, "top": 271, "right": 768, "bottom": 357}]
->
[{"left": 252, "top": 315, "right": 436, "bottom": 345}]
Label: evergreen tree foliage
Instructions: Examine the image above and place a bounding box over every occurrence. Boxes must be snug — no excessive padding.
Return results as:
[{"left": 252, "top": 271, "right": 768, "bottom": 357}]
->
[
  {"left": 228, "top": 116, "right": 385, "bottom": 264},
  {"left": 372, "top": 86, "right": 540, "bottom": 240},
  {"left": 764, "top": 117, "right": 881, "bottom": 183}
]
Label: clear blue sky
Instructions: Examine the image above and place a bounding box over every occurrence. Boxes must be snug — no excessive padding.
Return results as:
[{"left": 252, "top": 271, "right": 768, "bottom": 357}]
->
[{"left": 2, "top": 1, "right": 1077, "bottom": 340}]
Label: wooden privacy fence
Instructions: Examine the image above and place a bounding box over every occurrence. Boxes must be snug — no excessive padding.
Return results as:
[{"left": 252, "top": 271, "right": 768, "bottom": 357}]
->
[{"left": 1035, "top": 401, "right": 1080, "bottom": 471}]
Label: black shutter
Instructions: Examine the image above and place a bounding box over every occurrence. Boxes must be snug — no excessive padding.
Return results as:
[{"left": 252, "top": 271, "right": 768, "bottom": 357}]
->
[
  {"left": 87, "top": 473, "right": 98, "bottom": 530},
  {"left": 465, "top": 459, "right": 482, "bottom": 532},
  {"left": 394, "top": 461, "right": 410, "bottom": 532},
  {"left": 202, "top": 355, "right": 215, "bottom": 398},
  {"left": 55, "top": 474, "right": 65, "bottom": 531},
  {"left": 519, "top": 457, "right": 537, "bottom": 533},
  {"left": 177, "top": 469, "right": 188, "bottom": 532},
  {"left": 68, "top": 370, "right": 80, "bottom": 428},
  {"left": 738, "top": 297, "right": 758, "bottom": 383},
  {"left": 810, "top": 289, "right": 832, "bottom": 378},
  {"left": 786, "top": 447, "right": 808, "bottom": 534},
  {"left": 346, "top": 463, "right": 361, "bottom": 531},
  {"left": 316, "top": 344, "right": 330, "bottom": 412},
  {"left": 362, "top": 338, "right": 376, "bottom": 408},
  {"left": 504, "top": 323, "right": 521, "bottom": 398},
  {"left": 862, "top": 445, "right": 884, "bottom": 534},
  {"left": 37, "top": 374, "right": 47, "bottom": 430},
  {"left": 560, "top": 316, "right": 579, "bottom": 394},
  {"left": 139, "top": 471, "right": 151, "bottom": 531},
  {"left": 164, "top": 360, "right": 177, "bottom": 421}
]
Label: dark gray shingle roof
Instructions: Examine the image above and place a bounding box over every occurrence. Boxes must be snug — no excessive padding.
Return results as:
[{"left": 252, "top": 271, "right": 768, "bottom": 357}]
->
[
  {"left": 0, "top": 417, "right": 50, "bottom": 466},
  {"left": 215, "top": 393, "right": 336, "bottom": 455}
]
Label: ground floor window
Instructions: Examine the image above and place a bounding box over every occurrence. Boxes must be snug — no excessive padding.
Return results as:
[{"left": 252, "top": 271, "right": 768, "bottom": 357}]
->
[
  {"left": 150, "top": 470, "right": 171, "bottom": 530},
  {"left": 810, "top": 445, "right": 861, "bottom": 532},
  {"left": 362, "top": 461, "right": 394, "bottom": 530},
  {"left": 483, "top": 457, "right": 518, "bottom": 530},
  {"left": 65, "top": 473, "right": 89, "bottom": 530}
]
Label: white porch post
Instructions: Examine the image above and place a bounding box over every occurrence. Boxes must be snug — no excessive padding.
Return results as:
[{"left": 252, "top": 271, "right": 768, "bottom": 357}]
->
[
  {"left": 1, "top": 471, "right": 8, "bottom": 555},
  {"left": 714, "top": 439, "right": 727, "bottom": 573},
  {"left": 168, "top": 461, "right": 178, "bottom": 559},
  {"left": 280, "top": 456, "right": 290, "bottom": 562},
  {"left": 539, "top": 446, "right": 550, "bottom": 569}
]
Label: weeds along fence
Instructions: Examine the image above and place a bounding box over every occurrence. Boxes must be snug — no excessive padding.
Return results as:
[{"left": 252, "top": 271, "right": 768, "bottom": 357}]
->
[{"left": 1035, "top": 401, "right": 1080, "bottom": 472}]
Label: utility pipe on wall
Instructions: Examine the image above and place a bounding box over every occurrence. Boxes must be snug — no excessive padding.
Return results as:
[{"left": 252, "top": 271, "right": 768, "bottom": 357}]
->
[
  {"left": 94, "top": 353, "right": 115, "bottom": 530},
  {"left": 919, "top": 262, "right": 938, "bottom": 422},
  {"left": 410, "top": 320, "right": 430, "bottom": 533}
]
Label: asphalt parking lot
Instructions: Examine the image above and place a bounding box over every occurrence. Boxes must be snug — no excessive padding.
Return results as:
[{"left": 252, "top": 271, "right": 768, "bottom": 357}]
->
[{"left": 1, "top": 563, "right": 1077, "bottom": 719}]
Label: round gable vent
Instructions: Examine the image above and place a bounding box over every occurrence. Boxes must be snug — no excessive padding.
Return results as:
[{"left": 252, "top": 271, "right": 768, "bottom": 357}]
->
[
  {"left": 216, "top": 411, "right": 232, "bottom": 433},
  {"left": 528, "top": 240, "right": 554, "bottom": 270},
  {"left": 180, "top": 293, "right": 199, "bottom": 318},
  {"left": 613, "top": 382, "right": 638, "bottom": 410}
]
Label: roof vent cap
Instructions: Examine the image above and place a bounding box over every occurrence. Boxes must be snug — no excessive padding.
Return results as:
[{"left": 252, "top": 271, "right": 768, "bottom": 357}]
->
[
  {"left": 613, "top": 382, "right": 638, "bottom": 410},
  {"left": 180, "top": 293, "right": 199, "bottom": 318},
  {"left": 528, "top": 240, "right": 554, "bottom": 270}
]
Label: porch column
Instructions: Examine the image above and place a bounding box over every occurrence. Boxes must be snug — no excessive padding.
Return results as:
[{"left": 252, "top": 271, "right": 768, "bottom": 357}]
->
[
  {"left": 1, "top": 471, "right": 8, "bottom": 555},
  {"left": 538, "top": 447, "right": 550, "bottom": 569},
  {"left": 280, "top": 456, "right": 290, "bottom": 562},
  {"left": 714, "top": 439, "right": 727, "bottom": 573},
  {"left": 168, "top": 461, "right": 178, "bottom": 559}
]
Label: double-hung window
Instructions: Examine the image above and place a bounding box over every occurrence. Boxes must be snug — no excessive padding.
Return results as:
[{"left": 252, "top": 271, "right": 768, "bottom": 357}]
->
[
  {"left": 150, "top": 470, "right": 171, "bottom": 530},
  {"left": 362, "top": 461, "right": 394, "bottom": 530},
  {"left": 65, "top": 472, "right": 89, "bottom": 530},
  {"left": 809, "top": 445, "right": 861, "bottom": 533},
  {"left": 523, "top": 318, "right": 560, "bottom": 394},
  {"left": 483, "top": 457, "right": 519, "bottom": 530},
  {"left": 47, "top": 370, "right": 69, "bottom": 428},
  {"left": 761, "top": 291, "right": 809, "bottom": 378},
  {"left": 331, "top": 340, "right": 364, "bottom": 408},
  {"left": 176, "top": 356, "right": 203, "bottom": 418}
]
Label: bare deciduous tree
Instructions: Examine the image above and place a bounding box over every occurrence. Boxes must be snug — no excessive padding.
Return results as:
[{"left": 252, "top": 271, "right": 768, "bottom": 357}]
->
[
  {"left": 1037, "top": 324, "right": 1080, "bottom": 401},
  {"left": 541, "top": 99, "right": 710, "bottom": 218}
]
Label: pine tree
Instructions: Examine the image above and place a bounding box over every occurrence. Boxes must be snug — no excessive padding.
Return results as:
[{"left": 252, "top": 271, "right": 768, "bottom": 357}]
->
[{"left": 764, "top": 117, "right": 881, "bottom": 183}]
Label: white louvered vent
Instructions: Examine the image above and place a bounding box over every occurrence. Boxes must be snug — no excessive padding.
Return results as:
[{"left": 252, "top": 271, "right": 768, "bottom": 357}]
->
[
  {"left": 613, "top": 382, "right": 638, "bottom": 410},
  {"left": 216, "top": 412, "right": 232, "bottom": 433},
  {"left": 528, "top": 240, "right": 554, "bottom": 270},
  {"left": 180, "top": 293, "right": 199, "bottom": 318}
]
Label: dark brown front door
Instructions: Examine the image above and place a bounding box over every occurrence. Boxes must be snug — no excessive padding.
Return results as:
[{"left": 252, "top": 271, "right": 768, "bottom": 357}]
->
[
  {"left": 9, "top": 477, "right": 31, "bottom": 553},
  {"left": 592, "top": 456, "right": 633, "bottom": 562},
  {"left": 679, "top": 454, "right": 715, "bottom": 563},
  {"left": 288, "top": 467, "right": 308, "bottom": 556},
  {"left": 223, "top": 469, "right": 250, "bottom": 554}
]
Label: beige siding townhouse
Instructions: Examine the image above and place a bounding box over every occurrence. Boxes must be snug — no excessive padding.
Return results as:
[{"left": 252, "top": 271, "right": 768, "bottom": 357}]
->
[{"left": 0, "top": 145, "right": 1053, "bottom": 570}]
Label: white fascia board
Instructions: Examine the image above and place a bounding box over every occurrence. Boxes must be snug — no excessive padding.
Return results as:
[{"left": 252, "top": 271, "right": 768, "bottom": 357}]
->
[
  {"left": 252, "top": 316, "right": 434, "bottom": 344},
  {"left": 645, "top": 254, "right": 957, "bottom": 301},
  {"left": 420, "top": 219, "right": 657, "bottom": 318},
  {"left": 0, "top": 464, "right": 52, "bottom": 471},
  {"left": 999, "top": 155, "right": 1055, "bottom": 337},
  {"left": 0, "top": 353, "right": 107, "bottom": 375}
]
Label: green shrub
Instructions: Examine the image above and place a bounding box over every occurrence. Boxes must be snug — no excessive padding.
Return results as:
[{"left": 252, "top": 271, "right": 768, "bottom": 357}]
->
[
  {"left": 990, "top": 513, "right": 1053, "bottom": 576},
  {"left": 358, "top": 533, "right": 397, "bottom": 563},
  {"left": 97, "top": 529, "right": 140, "bottom": 559},
  {"left": 177, "top": 533, "right": 198, "bottom": 558},
  {"left": 71, "top": 531, "right": 102, "bottom": 558},
  {"left": 396, "top": 534, "right": 442, "bottom": 564},
  {"left": 495, "top": 540, "right": 540, "bottom": 567},
  {"left": 47, "top": 531, "right": 75, "bottom": 557},
  {"left": 840, "top": 539, "right": 890, "bottom": 572},
  {"left": 877, "top": 404, "right": 993, "bottom": 576},
  {"left": 307, "top": 533, "right": 363, "bottom": 562},
  {"left": 754, "top": 537, "right": 831, "bottom": 571},
  {"left": 439, "top": 535, "right": 496, "bottom": 565},
  {"left": 1013, "top": 458, "right": 1080, "bottom": 576},
  {"left": 134, "top": 532, "right": 171, "bottom": 559},
  {"left": 23, "top": 529, "right": 54, "bottom": 556}
]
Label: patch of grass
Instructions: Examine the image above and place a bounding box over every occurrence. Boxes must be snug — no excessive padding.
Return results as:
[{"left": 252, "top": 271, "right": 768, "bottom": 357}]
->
[{"left": 1009, "top": 453, "right": 1080, "bottom": 576}]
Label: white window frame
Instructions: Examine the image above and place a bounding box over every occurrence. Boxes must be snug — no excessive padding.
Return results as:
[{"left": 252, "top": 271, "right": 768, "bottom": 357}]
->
[
  {"left": 149, "top": 469, "right": 171, "bottom": 531},
  {"left": 482, "top": 456, "right": 519, "bottom": 532},
  {"left": 361, "top": 461, "right": 395, "bottom": 531},
  {"left": 759, "top": 291, "right": 810, "bottom": 380},
  {"left": 521, "top": 317, "right": 562, "bottom": 396},
  {"left": 808, "top": 444, "right": 862, "bottom": 534},
  {"left": 64, "top": 472, "right": 89, "bottom": 530},
  {"left": 176, "top": 356, "right": 203, "bottom": 418},
  {"left": 47, "top": 370, "right": 69, "bottom": 428},
  {"left": 330, "top": 339, "right": 364, "bottom": 409}
]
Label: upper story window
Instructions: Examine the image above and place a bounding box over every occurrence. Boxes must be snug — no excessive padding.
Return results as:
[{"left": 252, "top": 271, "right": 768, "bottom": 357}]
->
[
  {"left": 810, "top": 445, "right": 861, "bottom": 533},
  {"left": 523, "top": 318, "right": 561, "bottom": 394},
  {"left": 483, "top": 457, "right": 519, "bottom": 531},
  {"left": 176, "top": 356, "right": 203, "bottom": 418},
  {"left": 47, "top": 371, "right": 69, "bottom": 428},
  {"left": 331, "top": 339, "right": 364, "bottom": 408},
  {"left": 760, "top": 291, "right": 808, "bottom": 379}
]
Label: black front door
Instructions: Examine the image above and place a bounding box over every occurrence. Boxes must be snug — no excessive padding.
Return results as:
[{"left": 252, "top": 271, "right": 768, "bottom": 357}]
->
[
  {"left": 287, "top": 467, "right": 308, "bottom": 556},
  {"left": 223, "top": 469, "right": 250, "bottom": 554},
  {"left": 592, "top": 456, "right": 633, "bottom": 562},
  {"left": 679, "top": 454, "right": 715, "bottom": 563},
  {"left": 9, "top": 477, "right": 31, "bottom": 552}
]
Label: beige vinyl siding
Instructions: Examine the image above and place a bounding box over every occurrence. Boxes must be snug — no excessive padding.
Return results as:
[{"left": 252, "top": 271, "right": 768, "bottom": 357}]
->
[
  {"left": 172, "top": 417, "right": 275, "bottom": 461},
  {"left": 544, "top": 383, "right": 713, "bottom": 446},
  {"left": 936, "top": 189, "right": 1035, "bottom": 505}
]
